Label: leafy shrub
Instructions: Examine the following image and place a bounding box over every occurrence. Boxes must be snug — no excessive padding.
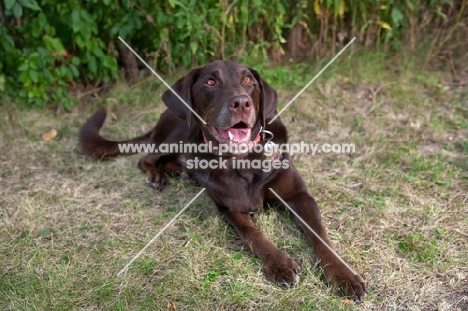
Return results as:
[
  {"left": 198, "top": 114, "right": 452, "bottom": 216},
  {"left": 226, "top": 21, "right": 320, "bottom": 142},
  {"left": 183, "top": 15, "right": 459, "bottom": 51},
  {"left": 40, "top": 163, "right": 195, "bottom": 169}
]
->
[{"left": 0, "top": 0, "right": 463, "bottom": 108}]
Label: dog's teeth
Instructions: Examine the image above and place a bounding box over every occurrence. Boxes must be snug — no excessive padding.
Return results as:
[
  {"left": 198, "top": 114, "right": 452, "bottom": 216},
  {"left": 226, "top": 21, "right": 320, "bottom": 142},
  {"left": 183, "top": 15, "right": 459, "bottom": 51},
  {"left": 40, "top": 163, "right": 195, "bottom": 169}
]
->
[{"left": 228, "top": 131, "right": 233, "bottom": 141}]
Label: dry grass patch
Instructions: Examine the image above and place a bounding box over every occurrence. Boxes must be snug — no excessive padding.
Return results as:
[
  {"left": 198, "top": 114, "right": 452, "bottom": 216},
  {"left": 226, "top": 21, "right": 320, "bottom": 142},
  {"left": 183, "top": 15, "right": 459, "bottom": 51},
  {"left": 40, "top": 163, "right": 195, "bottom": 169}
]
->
[{"left": 1, "top": 53, "right": 467, "bottom": 310}]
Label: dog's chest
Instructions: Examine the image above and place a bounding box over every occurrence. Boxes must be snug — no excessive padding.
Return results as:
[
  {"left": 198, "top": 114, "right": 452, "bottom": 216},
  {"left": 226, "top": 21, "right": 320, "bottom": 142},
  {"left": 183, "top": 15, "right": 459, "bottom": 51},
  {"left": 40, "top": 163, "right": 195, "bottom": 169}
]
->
[{"left": 190, "top": 164, "right": 270, "bottom": 213}]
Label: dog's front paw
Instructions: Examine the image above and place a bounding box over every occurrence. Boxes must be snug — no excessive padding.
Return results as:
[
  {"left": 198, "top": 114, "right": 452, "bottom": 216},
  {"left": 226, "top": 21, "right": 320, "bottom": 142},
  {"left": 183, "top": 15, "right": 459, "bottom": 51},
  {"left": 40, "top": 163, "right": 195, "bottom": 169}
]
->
[
  {"left": 143, "top": 167, "right": 167, "bottom": 191},
  {"left": 138, "top": 159, "right": 167, "bottom": 191},
  {"left": 324, "top": 263, "right": 367, "bottom": 302},
  {"left": 264, "top": 251, "right": 301, "bottom": 288}
]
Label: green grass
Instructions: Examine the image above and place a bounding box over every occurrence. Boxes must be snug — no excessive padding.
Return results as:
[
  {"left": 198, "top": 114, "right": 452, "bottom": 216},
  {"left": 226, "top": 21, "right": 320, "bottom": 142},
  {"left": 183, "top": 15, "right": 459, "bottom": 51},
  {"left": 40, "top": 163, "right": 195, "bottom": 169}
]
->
[{"left": 1, "top": 51, "right": 467, "bottom": 310}]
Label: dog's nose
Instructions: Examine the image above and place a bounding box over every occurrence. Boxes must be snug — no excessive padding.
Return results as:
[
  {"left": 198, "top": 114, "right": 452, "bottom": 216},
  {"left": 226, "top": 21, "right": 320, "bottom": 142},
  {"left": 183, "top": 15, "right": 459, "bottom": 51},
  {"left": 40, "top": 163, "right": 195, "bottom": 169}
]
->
[{"left": 229, "top": 95, "right": 252, "bottom": 114}]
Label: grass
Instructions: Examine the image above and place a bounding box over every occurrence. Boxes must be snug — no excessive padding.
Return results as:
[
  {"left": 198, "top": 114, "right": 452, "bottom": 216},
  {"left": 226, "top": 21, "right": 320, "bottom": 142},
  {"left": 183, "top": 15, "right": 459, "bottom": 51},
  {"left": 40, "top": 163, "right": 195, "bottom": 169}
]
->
[{"left": 1, "top": 51, "right": 467, "bottom": 310}]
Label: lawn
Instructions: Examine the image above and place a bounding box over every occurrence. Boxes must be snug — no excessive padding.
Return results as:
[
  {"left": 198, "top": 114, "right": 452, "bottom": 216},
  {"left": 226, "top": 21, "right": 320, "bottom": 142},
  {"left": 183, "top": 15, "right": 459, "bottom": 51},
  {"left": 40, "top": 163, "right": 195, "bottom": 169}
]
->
[{"left": 1, "top": 51, "right": 467, "bottom": 310}]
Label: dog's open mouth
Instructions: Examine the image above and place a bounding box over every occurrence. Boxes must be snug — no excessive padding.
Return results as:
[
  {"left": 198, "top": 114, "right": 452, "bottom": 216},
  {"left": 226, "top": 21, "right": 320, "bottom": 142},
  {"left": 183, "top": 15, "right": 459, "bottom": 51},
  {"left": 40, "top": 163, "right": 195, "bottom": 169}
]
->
[{"left": 208, "top": 122, "right": 252, "bottom": 143}]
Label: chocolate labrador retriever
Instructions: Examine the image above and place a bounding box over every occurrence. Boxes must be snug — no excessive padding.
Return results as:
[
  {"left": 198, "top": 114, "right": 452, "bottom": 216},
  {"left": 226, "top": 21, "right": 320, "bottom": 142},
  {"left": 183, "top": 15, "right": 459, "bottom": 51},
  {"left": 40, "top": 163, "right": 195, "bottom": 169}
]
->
[{"left": 80, "top": 60, "right": 367, "bottom": 300}]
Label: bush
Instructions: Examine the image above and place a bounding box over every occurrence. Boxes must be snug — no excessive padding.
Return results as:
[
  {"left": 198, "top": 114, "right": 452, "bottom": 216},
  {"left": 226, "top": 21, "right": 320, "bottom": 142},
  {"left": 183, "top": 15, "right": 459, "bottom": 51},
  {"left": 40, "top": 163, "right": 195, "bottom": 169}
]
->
[{"left": 0, "top": 0, "right": 463, "bottom": 108}]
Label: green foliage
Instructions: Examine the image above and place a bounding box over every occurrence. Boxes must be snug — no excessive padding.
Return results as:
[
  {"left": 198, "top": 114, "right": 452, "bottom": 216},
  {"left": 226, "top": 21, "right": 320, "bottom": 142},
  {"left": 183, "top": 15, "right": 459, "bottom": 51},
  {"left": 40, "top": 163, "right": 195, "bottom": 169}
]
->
[
  {"left": 0, "top": 0, "right": 461, "bottom": 108},
  {"left": 1, "top": 0, "right": 119, "bottom": 108},
  {"left": 1, "top": 0, "right": 295, "bottom": 108}
]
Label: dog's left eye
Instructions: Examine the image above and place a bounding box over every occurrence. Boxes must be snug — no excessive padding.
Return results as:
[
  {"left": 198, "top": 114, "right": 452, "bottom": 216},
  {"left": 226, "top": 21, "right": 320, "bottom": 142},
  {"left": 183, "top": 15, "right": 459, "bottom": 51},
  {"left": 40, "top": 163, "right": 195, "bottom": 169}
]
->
[
  {"left": 243, "top": 76, "right": 253, "bottom": 85},
  {"left": 205, "top": 78, "right": 216, "bottom": 86}
]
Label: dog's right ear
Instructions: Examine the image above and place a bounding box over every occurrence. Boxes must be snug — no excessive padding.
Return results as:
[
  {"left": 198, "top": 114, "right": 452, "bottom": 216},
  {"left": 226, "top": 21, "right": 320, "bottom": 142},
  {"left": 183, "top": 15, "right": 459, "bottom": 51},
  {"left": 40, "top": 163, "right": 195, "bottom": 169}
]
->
[
  {"left": 162, "top": 68, "right": 200, "bottom": 127},
  {"left": 250, "top": 68, "right": 278, "bottom": 126}
]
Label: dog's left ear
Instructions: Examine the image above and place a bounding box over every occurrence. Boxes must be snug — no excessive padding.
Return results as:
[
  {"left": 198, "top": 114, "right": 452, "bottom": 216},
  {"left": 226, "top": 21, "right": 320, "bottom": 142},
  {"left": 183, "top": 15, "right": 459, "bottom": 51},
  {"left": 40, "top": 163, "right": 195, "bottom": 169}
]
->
[
  {"left": 250, "top": 69, "right": 278, "bottom": 126},
  {"left": 162, "top": 68, "right": 200, "bottom": 127}
]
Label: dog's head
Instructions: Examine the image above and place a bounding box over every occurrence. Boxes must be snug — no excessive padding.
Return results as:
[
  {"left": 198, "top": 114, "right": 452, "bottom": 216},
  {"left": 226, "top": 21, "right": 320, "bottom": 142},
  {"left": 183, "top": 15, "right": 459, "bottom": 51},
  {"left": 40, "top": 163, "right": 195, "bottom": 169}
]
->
[{"left": 162, "top": 61, "right": 277, "bottom": 146}]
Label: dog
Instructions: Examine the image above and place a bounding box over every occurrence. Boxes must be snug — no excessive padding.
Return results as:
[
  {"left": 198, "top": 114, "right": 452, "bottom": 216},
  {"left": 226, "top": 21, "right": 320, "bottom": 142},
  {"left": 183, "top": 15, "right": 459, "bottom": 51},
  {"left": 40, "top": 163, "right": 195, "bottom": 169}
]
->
[{"left": 80, "top": 60, "right": 367, "bottom": 300}]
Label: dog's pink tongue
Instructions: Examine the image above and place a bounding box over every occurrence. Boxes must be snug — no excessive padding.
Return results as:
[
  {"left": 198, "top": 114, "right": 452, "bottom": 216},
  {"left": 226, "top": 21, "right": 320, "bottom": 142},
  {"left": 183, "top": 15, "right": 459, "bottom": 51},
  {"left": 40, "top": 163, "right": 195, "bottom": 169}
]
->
[{"left": 227, "top": 128, "right": 251, "bottom": 142}]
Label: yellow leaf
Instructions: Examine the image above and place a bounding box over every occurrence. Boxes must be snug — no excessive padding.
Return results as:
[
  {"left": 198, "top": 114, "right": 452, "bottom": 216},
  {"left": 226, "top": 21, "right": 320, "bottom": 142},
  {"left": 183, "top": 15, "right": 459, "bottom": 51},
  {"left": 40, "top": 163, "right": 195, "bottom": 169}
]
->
[
  {"left": 340, "top": 299, "right": 355, "bottom": 305},
  {"left": 338, "top": 0, "right": 346, "bottom": 17},
  {"left": 110, "top": 112, "right": 118, "bottom": 120},
  {"left": 379, "top": 21, "right": 392, "bottom": 30},
  {"left": 380, "top": 5, "right": 388, "bottom": 10},
  {"left": 298, "top": 20, "right": 308, "bottom": 29},
  {"left": 313, "top": 0, "right": 321, "bottom": 15},
  {"left": 42, "top": 129, "right": 57, "bottom": 141}
]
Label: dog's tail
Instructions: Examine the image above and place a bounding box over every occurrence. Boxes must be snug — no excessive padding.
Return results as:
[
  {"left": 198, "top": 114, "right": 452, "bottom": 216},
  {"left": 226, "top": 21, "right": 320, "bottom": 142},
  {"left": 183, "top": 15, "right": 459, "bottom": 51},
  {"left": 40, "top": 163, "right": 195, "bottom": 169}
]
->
[{"left": 79, "top": 108, "right": 153, "bottom": 159}]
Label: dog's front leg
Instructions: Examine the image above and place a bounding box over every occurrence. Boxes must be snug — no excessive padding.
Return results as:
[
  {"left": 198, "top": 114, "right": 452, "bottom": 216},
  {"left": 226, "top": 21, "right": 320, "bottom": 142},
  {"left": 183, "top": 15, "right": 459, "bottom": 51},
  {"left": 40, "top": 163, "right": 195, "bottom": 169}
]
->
[
  {"left": 217, "top": 205, "right": 301, "bottom": 288},
  {"left": 138, "top": 154, "right": 186, "bottom": 191},
  {"left": 267, "top": 168, "right": 367, "bottom": 300}
]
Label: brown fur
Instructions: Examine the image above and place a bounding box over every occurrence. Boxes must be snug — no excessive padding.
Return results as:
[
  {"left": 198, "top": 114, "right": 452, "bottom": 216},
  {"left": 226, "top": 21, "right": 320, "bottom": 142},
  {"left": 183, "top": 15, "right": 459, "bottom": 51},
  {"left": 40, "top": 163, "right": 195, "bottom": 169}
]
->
[{"left": 79, "top": 61, "right": 367, "bottom": 300}]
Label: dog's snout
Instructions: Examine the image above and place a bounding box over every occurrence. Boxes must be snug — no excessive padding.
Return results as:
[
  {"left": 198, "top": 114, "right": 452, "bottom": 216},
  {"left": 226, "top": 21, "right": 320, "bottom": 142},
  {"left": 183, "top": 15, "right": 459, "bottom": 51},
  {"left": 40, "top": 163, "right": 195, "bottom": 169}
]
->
[{"left": 229, "top": 95, "right": 252, "bottom": 114}]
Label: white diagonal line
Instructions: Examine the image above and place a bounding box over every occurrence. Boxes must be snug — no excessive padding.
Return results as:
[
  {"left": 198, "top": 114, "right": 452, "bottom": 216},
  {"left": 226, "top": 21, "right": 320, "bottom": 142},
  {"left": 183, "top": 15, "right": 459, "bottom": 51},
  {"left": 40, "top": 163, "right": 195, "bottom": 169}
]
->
[
  {"left": 268, "top": 37, "right": 356, "bottom": 124},
  {"left": 268, "top": 188, "right": 358, "bottom": 276},
  {"left": 117, "top": 188, "right": 206, "bottom": 276},
  {"left": 118, "top": 36, "right": 207, "bottom": 125}
]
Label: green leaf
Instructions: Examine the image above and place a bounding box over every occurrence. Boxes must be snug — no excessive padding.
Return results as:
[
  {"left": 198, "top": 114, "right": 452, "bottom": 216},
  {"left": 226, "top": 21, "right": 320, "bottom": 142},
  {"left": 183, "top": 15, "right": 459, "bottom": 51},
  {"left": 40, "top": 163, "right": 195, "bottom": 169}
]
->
[
  {"left": 18, "top": 0, "right": 40, "bottom": 10},
  {"left": 233, "top": 252, "right": 242, "bottom": 260},
  {"left": 29, "top": 61, "right": 39, "bottom": 70},
  {"left": 4, "top": 0, "right": 15, "bottom": 10},
  {"left": 71, "top": 56, "right": 81, "bottom": 66},
  {"left": 37, "top": 13, "right": 46, "bottom": 27},
  {"left": 18, "top": 62, "right": 29, "bottom": 71},
  {"left": 80, "top": 9, "right": 93, "bottom": 23},
  {"left": 44, "top": 24, "right": 55, "bottom": 36},
  {"left": 19, "top": 71, "right": 30, "bottom": 85},
  {"left": 74, "top": 34, "right": 85, "bottom": 48},
  {"left": 72, "top": 10, "right": 80, "bottom": 24},
  {"left": 43, "top": 35, "right": 65, "bottom": 53},
  {"left": 37, "top": 47, "right": 50, "bottom": 59},
  {"left": 43, "top": 69, "right": 53, "bottom": 83},
  {"left": 13, "top": 2, "right": 23, "bottom": 17},
  {"left": 29, "top": 69, "right": 38, "bottom": 83},
  {"left": 0, "top": 74, "right": 5, "bottom": 92},
  {"left": 69, "top": 64, "right": 79, "bottom": 77},
  {"left": 390, "top": 7, "right": 404, "bottom": 25},
  {"left": 190, "top": 41, "right": 198, "bottom": 54},
  {"left": 59, "top": 66, "right": 68, "bottom": 78},
  {"left": 435, "top": 6, "right": 448, "bottom": 20},
  {"left": 102, "top": 56, "right": 117, "bottom": 70},
  {"left": 81, "top": 27, "right": 91, "bottom": 40},
  {"left": 66, "top": 67, "right": 73, "bottom": 80},
  {"left": 61, "top": 97, "right": 74, "bottom": 109},
  {"left": 92, "top": 46, "right": 104, "bottom": 57},
  {"left": 2, "top": 33, "right": 15, "bottom": 50},
  {"left": 88, "top": 56, "right": 97, "bottom": 73},
  {"left": 29, "top": 52, "right": 40, "bottom": 69}
]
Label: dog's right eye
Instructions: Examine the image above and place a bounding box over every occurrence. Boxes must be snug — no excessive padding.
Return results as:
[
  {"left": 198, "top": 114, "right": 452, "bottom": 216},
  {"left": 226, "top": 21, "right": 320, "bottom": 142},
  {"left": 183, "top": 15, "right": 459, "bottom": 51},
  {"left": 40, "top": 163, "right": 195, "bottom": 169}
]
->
[{"left": 205, "top": 78, "right": 216, "bottom": 86}]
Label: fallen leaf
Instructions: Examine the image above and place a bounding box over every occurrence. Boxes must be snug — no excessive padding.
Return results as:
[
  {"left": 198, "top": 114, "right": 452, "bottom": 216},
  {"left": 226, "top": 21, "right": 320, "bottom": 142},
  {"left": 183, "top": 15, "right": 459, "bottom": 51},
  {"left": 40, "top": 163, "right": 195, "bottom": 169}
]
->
[
  {"left": 42, "top": 129, "right": 57, "bottom": 141},
  {"left": 110, "top": 112, "right": 118, "bottom": 120},
  {"left": 340, "top": 299, "right": 355, "bottom": 305}
]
